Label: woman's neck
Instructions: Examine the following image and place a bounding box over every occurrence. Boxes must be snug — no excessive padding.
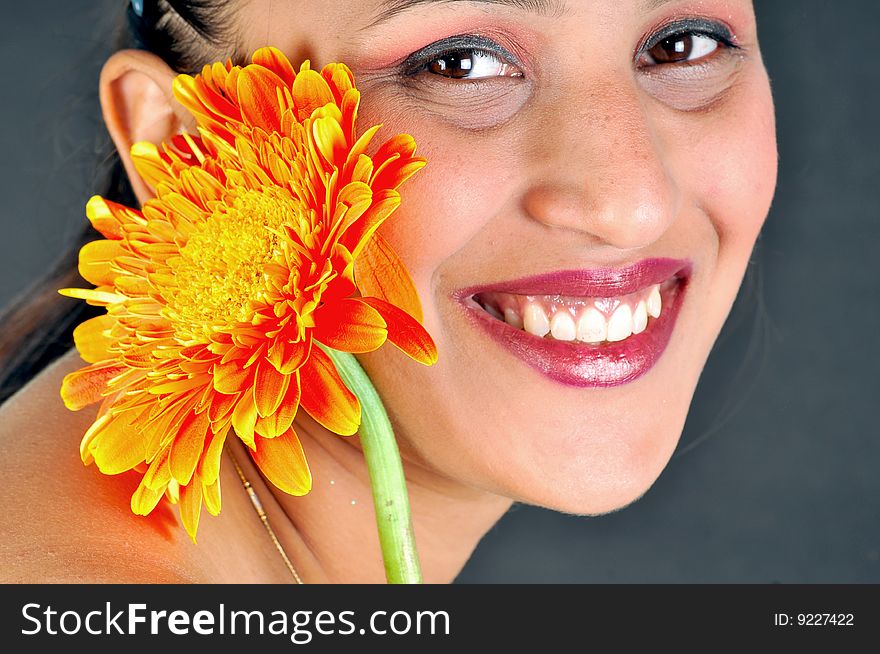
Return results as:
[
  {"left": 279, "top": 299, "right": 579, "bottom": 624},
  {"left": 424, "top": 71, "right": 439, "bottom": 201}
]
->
[{"left": 229, "top": 411, "right": 512, "bottom": 583}]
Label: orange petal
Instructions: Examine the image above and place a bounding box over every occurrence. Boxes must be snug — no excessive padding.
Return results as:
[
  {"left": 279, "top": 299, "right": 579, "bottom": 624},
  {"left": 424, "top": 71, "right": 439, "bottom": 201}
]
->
[
  {"left": 320, "top": 62, "right": 355, "bottom": 103},
  {"left": 115, "top": 275, "right": 152, "bottom": 297},
  {"left": 86, "top": 195, "right": 145, "bottom": 239},
  {"left": 311, "top": 298, "right": 387, "bottom": 353},
  {"left": 237, "top": 65, "right": 285, "bottom": 132},
  {"left": 170, "top": 409, "right": 210, "bottom": 486},
  {"left": 292, "top": 67, "right": 335, "bottom": 122},
  {"left": 148, "top": 375, "right": 208, "bottom": 395},
  {"left": 231, "top": 388, "right": 258, "bottom": 449},
  {"left": 86, "top": 195, "right": 123, "bottom": 238},
  {"left": 353, "top": 231, "right": 424, "bottom": 323},
  {"left": 178, "top": 480, "right": 203, "bottom": 543},
  {"left": 254, "top": 358, "right": 291, "bottom": 418},
  {"left": 58, "top": 287, "right": 124, "bottom": 306},
  {"left": 373, "top": 157, "right": 427, "bottom": 192},
  {"left": 131, "top": 479, "right": 164, "bottom": 516},
  {"left": 350, "top": 152, "right": 375, "bottom": 185},
  {"left": 312, "top": 114, "right": 348, "bottom": 167},
  {"left": 172, "top": 74, "right": 207, "bottom": 121},
  {"left": 143, "top": 447, "right": 172, "bottom": 492},
  {"left": 203, "top": 477, "right": 222, "bottom": 516},
  {"left": 372, "top": 133, "right": 418, "bottom": 170},
  {"left": 252, "top": 428, "right": 311, "bottom": 496},
  {"left": 213, "top": 358, "right": 253, "bottom": 394},
  {"left": 79, "top": 412, "right": 107, "bottom": 465},
  {"left": 255, "top": 371, "right": 301, "bottom": 439},
  {"left": 191, "top": 76, "right": 241, "bottom": 123},
  {"left": 208, "top": 390, "right": 239, "bottom": 424},
  {"left": 343, "top": 189, "right": 400, "bottom": 259},
  {"left": 224, "top": 66, "right": 242, "bottom": 107},
  {"left": 78, "top": 240, "right": 127, "bottom": 286},
  {"left": 340, "top": 87, "right": 360, "bottom": 144},
  {"left": 344, "top": 125, "right": 380, "bottom": 177},
  {"left": 267, "top": 336, "right": 311, "bottom": 375},
  {"left": 299, "top": 346, "right": 360, "bottom": 436},
  {"left": 252, "top": 46, "right": 296, "bottom": 86},
  {"left": 144, "top": 396, "right": 193, "bottom": 459},
  {"left": 332, "top": 181, "right": 374, "bottom": 238},
  {"left": 130, "top": 141, "right": 174, "bottom": 191},
  {"left": 360, "top": 297, "right": 438, "bottom": 366},
  {"left": 198, "top": 427, "right": 228, "bottom": 486},
  {"left": 72, "top": 315, "right": 116, "bottom": 364},
  {"left": 369, "top": 133, "right": 426, "bottom": 190},
  {"left": 61, "top": 362, "right": 126, "bottom": 410},
  {"left": 89, "top": 410, "right": 147, "bottom": 475},
  {"left": 320, "top": 262, "right": 358, "bottom": 303}
]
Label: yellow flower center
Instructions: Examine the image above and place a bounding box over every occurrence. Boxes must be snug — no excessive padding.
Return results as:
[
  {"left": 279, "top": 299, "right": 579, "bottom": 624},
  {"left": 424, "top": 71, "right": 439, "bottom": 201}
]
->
[{"left": 161, "top": 187, "right": 305, "bottom": 341}]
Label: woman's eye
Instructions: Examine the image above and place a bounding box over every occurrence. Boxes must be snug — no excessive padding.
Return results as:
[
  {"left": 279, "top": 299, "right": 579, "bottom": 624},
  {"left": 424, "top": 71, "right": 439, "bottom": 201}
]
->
[
  {"left": 634, "top": 20, "right": 743, "bottom": 112},
  {"left": 426, "top": 50, "right": 521, "bottom": 80},
  {"left": 395, "top": 37, "right": 531, "bottom": 129},
  {"left": 643, "top": 33, "right": 721, "bottom": 65},
  {"left": 638, "top": 17, "right": 738, "bottom": 69}
]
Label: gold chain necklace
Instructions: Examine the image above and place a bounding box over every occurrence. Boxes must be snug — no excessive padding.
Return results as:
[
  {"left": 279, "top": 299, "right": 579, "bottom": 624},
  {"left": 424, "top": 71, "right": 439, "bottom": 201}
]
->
[{"left": 226, "top": 446, "right": 304, "bottom": 584}]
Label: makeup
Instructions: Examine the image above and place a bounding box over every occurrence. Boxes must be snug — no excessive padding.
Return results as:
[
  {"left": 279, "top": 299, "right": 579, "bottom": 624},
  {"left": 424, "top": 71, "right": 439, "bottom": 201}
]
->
[{"left": 455, "top": 258, "right": 691, "bottom": 387}]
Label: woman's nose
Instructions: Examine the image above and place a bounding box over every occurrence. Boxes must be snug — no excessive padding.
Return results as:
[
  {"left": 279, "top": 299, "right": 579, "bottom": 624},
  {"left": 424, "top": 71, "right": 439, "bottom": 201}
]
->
[{"left": 522, "top": 81, "right": 680, "bottom": 252}]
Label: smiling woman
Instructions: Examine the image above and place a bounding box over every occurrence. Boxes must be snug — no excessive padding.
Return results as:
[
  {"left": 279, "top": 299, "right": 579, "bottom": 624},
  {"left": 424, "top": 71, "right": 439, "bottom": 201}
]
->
[{"left": 0, "top": 0, "right": 776, "bottom": 583}]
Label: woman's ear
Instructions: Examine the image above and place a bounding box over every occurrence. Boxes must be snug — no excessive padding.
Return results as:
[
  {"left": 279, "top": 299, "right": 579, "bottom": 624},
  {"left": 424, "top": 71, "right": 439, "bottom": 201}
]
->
[{"left": 99, "top": 50, "right": 195, "bottom": 205}]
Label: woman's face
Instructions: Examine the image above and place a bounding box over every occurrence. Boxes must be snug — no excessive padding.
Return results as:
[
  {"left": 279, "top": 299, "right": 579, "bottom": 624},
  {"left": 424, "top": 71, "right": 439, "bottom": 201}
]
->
[{"left": 237, "top": 0, "right": 776, "bottom": 513}]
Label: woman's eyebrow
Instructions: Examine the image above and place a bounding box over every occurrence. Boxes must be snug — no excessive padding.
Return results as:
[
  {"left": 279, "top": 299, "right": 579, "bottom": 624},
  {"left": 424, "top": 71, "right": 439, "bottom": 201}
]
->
[{"left": 363, "top": 0, "right": 567, "bottom": 30}]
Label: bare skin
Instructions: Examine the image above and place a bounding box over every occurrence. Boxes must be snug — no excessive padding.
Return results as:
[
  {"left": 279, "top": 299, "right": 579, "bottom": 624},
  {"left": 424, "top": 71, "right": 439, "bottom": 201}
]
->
[
  {"left": 1, "top": 349, "right": 501, "bottom": 582},
  {"left": 0, "top": 0, "right": 776, "bottom": 582}
]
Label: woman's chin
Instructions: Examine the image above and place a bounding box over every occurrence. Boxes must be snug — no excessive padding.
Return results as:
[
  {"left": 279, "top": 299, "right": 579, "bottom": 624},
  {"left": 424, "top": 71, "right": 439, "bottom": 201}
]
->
[
  {"left": 495, "top": 417, "right": 687, "bottom": 517},
  {"left": 514, "top": 461, "right": 670, "bottom": 517}
]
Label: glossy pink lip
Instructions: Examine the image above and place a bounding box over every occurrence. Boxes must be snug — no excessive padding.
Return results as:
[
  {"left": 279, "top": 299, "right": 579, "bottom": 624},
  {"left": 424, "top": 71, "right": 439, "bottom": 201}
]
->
[{"left": 453, "top": 258, "right": 692, "bottom": 388}]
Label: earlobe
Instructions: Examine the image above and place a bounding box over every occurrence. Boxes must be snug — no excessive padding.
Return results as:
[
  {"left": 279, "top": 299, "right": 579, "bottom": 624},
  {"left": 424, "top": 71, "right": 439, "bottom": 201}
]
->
[{"left": 99, "top": 50, "right": 194, "bottom": 205}]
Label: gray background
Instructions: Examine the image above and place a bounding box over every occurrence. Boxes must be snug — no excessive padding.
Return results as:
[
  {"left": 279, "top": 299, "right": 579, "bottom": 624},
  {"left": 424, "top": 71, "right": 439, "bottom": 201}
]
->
[{"left": 1, "top": 1, "right": 877, "bottom": 582}]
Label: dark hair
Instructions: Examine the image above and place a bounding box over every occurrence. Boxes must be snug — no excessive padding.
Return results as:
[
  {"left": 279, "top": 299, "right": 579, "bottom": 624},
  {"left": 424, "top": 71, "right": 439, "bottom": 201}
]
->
[{"left": 0, "top": 0, "right": 237, "bottom": 404}]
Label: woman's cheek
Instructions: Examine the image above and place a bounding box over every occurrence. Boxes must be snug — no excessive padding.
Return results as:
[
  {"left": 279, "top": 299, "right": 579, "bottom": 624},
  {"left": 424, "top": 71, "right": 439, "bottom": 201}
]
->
[
  {"left": 673, "top": 67, "right": 777, "bottom": 339},
  {"left": 690, "top": 72, "right": 778, "bottom": 249},
  {"left": 376, "top": 127, "right": 518, "bottom": 291}
]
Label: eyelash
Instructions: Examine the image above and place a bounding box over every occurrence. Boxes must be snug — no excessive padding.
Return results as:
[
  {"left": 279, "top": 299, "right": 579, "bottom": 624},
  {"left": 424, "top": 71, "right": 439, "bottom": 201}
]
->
[
  {"left": 399, "top": 18, "right": 737, "bottom": 82},
  {"left": 637, "top": 18, "right": 739, "bottom": 67},
  {"left": 399, "top": 35, "right": 523, "bottom": 80}
]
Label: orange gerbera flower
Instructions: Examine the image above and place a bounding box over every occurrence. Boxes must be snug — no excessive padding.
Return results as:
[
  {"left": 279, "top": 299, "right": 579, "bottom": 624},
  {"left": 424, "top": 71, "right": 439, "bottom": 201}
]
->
[{"left": 60, "top": 47, "right": 437, "bottom": 541}]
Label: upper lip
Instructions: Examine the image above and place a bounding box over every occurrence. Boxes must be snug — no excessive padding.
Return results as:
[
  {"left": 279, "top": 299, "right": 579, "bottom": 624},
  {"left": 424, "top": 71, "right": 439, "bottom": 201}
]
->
[{"left": 453, "top": 257, "right": 692, "bottom": 300}]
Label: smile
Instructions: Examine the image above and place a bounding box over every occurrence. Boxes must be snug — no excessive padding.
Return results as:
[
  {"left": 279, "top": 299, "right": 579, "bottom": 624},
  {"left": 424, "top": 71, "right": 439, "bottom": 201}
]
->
[
  {"left": 455, "top": 258, "right": 691, "bottom": 387},
  {"left": 472, "top": 280, "right": 667, "bottom": 343}
]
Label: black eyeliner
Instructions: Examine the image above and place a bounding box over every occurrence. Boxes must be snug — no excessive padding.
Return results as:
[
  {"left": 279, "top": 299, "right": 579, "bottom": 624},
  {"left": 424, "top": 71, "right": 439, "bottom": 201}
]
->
[
  {"left": 399, "top": 34, "right": 522, "bottom": 77},
  {"left": 642, "top": 17, "right": 738, "bottom": 53}
]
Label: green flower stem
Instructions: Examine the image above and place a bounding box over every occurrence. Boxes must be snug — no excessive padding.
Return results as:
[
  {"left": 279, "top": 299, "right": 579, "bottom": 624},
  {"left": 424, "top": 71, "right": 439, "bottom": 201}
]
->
[{"left": 319, "top": 344, "right": 423, "bottom": 584}]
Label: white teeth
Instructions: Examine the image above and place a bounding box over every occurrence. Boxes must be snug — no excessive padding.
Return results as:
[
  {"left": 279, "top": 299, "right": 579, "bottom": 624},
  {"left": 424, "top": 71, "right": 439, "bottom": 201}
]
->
[
  {"left": 576, "top": 307, "right": 607, "bottom": 343},
  {"left": 647, "top": 285, "right": 662, "bottom": 319},
  {"left": 503, "top": 307, "right": 523, "bottom": 330},
  {"left": 482, "top": 283, "right": 665, "bottom": 343},
  {"left": 632, "top": 300, "right": 648, "bottom": 335},
  {"left": 523, "top": 303, "right": 550, "bottom": 337},
  {"left": 606, "top": 304, "right": 634, "bottom": 342},
  {"left": 549, "top": 310, "right": 577, "bottom": 341}
]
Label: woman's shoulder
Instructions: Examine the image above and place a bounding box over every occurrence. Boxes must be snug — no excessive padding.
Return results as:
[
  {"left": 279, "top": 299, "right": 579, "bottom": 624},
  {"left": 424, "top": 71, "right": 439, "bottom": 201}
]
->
[{"left": 0, "top": 349, "right": 203, "bottom": 582}]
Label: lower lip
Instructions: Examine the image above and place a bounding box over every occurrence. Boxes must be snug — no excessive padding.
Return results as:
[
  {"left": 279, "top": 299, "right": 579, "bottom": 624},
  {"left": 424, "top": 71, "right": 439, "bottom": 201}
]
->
[{"left": 458, "top": 278, "right": 689, "bottom": 388}]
